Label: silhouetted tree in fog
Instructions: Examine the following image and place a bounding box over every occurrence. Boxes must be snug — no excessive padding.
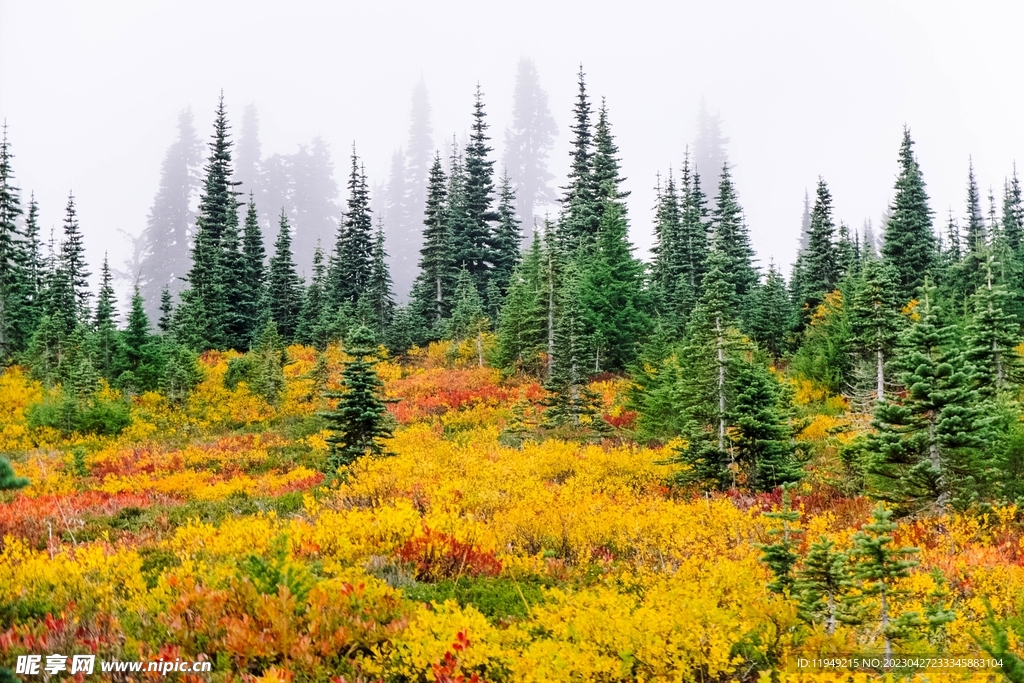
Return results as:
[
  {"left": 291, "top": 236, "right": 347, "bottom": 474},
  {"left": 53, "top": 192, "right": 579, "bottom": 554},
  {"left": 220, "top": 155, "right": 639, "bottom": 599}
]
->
[
  {"left": 503, "top": 57, "right": 558, "bottom": 241},
  {"left": 693, "top": 101, "right": 729, "bottom": 202},
  {"left": 235, "top": 104, "right": 261, "bottom": 199},
  {"left": 290, "top": 136, "right": 339, "bottom": 275}
]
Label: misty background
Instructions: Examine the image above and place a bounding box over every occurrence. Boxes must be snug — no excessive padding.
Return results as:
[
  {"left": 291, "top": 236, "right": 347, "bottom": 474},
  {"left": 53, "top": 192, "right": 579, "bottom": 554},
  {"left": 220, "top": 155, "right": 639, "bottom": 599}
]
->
[{"left": 2, "top": 0, "right": 1022, "bottom": 313}]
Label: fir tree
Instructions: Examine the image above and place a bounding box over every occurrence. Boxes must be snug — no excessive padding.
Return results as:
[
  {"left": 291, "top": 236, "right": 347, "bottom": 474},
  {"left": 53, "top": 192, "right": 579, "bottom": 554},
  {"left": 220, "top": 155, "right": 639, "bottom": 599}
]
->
[
  {"left": 238, "top": 193, "right": 267, "bottom": 342},
  {"left": 495, "top": 232, "right": 546, "bottom": 375},
  {"left": 0, "top": 457, "right": 28, "bottom": 491},
  {"left": 458, "top": 85, "right": 499, "bottom": 293},
  {"left": 709, "top": 164, "right": 758, "bottom": 321},
  {"left": 882, "top": 128, "right": 938, "bottom": 302},
  {"left": 265, "top": 210, "right": 305, "bottom": 341},
  {"left": 366, "top": 220, "right": 395, "bottom": 340},
  {"left": 161, "top": 340, "right": 203, "bottom": 407},
  {"left": 502, "top": 57, "right": 558, "bottom": 238},
  {"left": 319, "top": 325, "right": 394, "bottom": 470},
  {"left": 60, "top": 193, "right": 91, "bottom": 319},
  {"left": 867, "top": 281, "right": 994, "bottom": 512},
  {"left": 296, "top": 242, "right": 327, "bottom": 347},
  {"left": 797, "top": 537, "right": 858, "bottom": 634},
  {"left": 448, "top": 266, "right": 488, "bottom": 367},
  {"left": 329, "top": 149, "right": 374, "bottom": 305},
  {"left": 0, "top": 122, "right": 25, "bottom": 360},
  {"left": 92, "top": 254, "right": 120, "bottom": 380},
  {"left": 749, "top": 262, "right": 794, "bottom": 358},
  {"left": 677, "top": 156, "right": 711, "bottom": 324},
  {"left": 850, "top": 503, "right": 921, "bottom": 659},
  {"left": 650, "top": 170, "right": 684, "bottom": 325},
  {"left": 218, "top": 196, "right": 248, "bottom": 350},
  {"left": 578, "top": 200, "right": 650, "bottom": 372},
  {"left": 558, "top": 66, "right": 599, "bottom": 251},
  {"left": 592, "top": 99, "right": 629, "bottom": 207},
  {"left": 692, "top": 101, "right": 730, "bottom": 201},
  {"left": 757, "top": 487, "right": 802, "bottom": 594},
  {"left": 116, "top": 285, "right": 162, "bottom": 392},
  {"left": 158, "top": 287, "right": 173, "bottom": 334},
  {"left": 964, "top": 258, "right": 1020, "bottom": 397},
  {"left": 1003, "top": 164, "right": 1023, "bottom": 263},
  {"left": 849, "top": 259, "right": 903, "bottom": 402},
  {"left": 489, "top": 172, "right": 522, "bottom": 301},
  {"left": 795, "top": 177, "right": 839, "bottom": 329},
  {"left": 21, "top": 194, "right": 44, "bottom": 329},
  {"left": 411, "top": 153, "right": 454, "bottom": 329},
  {"left": 734, "top": 360, "right": 802, "bottom": 491}
]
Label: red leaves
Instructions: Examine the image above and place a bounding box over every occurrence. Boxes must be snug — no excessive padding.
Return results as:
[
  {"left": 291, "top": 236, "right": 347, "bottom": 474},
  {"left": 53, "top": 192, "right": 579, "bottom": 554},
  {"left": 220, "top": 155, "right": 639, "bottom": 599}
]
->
[
  {"left": 396, "top": 527, "right": 501, "bottom": 582},
  {"left": 431, "top": 632, "right": 489, "bottom": 683}
]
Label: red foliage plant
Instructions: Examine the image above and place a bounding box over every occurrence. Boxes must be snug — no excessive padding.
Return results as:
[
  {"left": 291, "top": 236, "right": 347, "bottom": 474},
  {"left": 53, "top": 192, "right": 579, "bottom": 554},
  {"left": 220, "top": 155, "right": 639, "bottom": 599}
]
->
[{"left": 396, "top": 527, "right": 502, "bottom": 582}]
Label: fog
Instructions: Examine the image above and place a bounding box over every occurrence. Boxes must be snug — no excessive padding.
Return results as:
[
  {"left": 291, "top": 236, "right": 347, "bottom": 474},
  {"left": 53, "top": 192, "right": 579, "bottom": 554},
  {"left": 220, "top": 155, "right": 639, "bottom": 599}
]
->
[{"left": 2, "top": 0, "right": 1022, "bottom": 302}]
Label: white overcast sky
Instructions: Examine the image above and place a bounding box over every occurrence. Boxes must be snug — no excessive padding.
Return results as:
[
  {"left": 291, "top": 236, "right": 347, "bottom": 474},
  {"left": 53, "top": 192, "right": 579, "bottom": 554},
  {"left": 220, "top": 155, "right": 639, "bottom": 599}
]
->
[{"left": 1, "top": 0, "right": 1022, "bottom": 295}]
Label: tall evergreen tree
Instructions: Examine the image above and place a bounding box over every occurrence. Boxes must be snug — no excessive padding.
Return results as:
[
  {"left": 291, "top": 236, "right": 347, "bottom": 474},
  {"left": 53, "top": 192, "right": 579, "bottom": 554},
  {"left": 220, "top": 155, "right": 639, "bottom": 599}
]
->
[
  {"left": 365, "top": 220, "right": 395, "bottom": 340},
  {"left": 592, "top": 99, "right": 629, "bottom": 207},
  {"left": 489, "top": 172, "right": 522, "bottom": 301},
  {"left": 116, "top": 285, "right": 162, "bottom": 391},
  {"left": 290, "top": 136, "right": 339, "bottom": 273},
  {"left": 0, "top": 123, "right": 25, "bottom": 360},
  {"left": 692, "top": 101, "right": 730, "bottom": 202},
  {"left": 136, "top": 107, "right": 203, "bottom": 319},
  {"left": 558, "top": 66, "right": 598, "bottom": 251},
  {"left": 296, "top": 242, "right": 327, "bottom": 347},
  {"left": 495, "top": 232, "right": 546, "bottom": 375},
  {"left": 797, "top": 537, "right": 858, "bottom": 635},
  {"left": 21, "top": 194, "right": 44, "bottom": 332},
  {"left": 176, "top": 93, "right": 241, "bottom": 349},
  {"left": 795, "top": 178, "right": 840, "bottom": 329},
  {"left": 849, "top": 259, "right": 903, "bottom": 403},
  {"left": 1003, "top": 164, "right": 1023, "bottom": 263},
  {"left": 329, "top": 149, "right": 374, "bottom": 305},
  {"left": 458, "top": 85, "right": 499, "bottom": 293},
  {"left": 237, "top": 193, "right": 267, "bottom": 343},
  {"left": 158, "top": 286, "right": 173, "bottom": 334},
  {"left": 964, "top": 258, "right": 1020, "bottom": 397},
  {"left": 60, "top": 193, "right": 91, "bottom": 319},
  {"left": 92, "top": 254, "right": 120, "bottom": 380},
  {"left": 319, "top": 325, "right": 395, "bottom": 470},
  {"left": 502, "top": 57, "right": 558, "bottom": 239},
  {"left": 677, "top": 156, "right": 711, "bottom": 323},
  {"left": 867, "top": 281, "right": 994, "bottom": 512},
  {"left": 218, "top": 197, "right": 248, "bottom": 350},
  {"left": 265, "top": 210, "right": 305, "bottom": 342},
  {"left": 881, "top": 128, "right": 938, "bottom": 302},
  {"left": 404, "top": 76, "right": 434, "bottom": 242},
  {"left": 578, "top": 200, "right": 650, "bottom": 372},
  {"left": 411, "top": 153, "right": 454, "bottom": 330},
  {"left": 749, "top": 262, "right": 793, "bottom": 358},
  {"left": 709, "top": 164, "right": 758, "bottom": 323},
  {"left": 234, "top": 103, "right": 262, "bottom": 199}
]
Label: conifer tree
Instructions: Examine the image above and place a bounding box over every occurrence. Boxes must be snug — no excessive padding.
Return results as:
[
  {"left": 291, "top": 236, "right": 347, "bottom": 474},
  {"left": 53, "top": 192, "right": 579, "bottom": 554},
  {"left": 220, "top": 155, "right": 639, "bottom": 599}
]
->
[
  {"left": 329, "top": 149, "right": 374, "bottom": 305},
  {"left": 238, "top": 193, "right": 267, "bottom": 342},
  {"left": 964, "top": 258, "right": 1020, "bottom": 397},
  {"left": 850, "top": 503, "right": 921, "bottom": 659},
  {"left": 0, "top": 457, "right": 28, "bottom": 491},
  {"left": 219, "top": 198, "right": 248, "bottom": 350},
  {"left": 177, "top": 94, "right": 241, "bottom": 349},
  {"left": 757, "top": 488, "right": 802, "bottom": 594},
  {"left": 650, "top": 170, "right": 684, "bottom": 325},
  {"left": 21, "top": 194, "right": 44, "bottom": 332},
  {"left": 734, "top": 359, "right": 802, "bottom": 491},
  {"left": 797, "top": 537, "right": 858, "bottom": 634},
  {"left": 366, "top": 220, "right": 395, "bottom": 340},
  {"left": 749, "top": 262, "right": 794, "bottom": 358},
  {"left": 0, "top": 123, "right": 25, "bottom": 360},
  {"left": 92, "top": 254, "right": 120, "bottom": 380},
  {"left": 495, "top": 232, "right": 546, "bottom": 375},
  {"left": 296, "top": 242, "right": 327, "bottom": 347},
  {"left": 882, "top": 128, "right": 938, "bottom": 302},
  {"left": 677, "top": 157, "right": 711, "bottom": 323},
  {"left": 578, "top": 200, "right": 649, "bottom": 372},
  {"left": 592, "top": 99, "right": 629, "bottom": 207},
  {"left": 849, "top": 259, "right": 903, "bottom": 402},
  {"left": 411, "top": 153, "right": 454, "bottom": 330},
  {"left": 158, "top": 287, "right": 173, "bottom": 334},
  {"left": 795, "top": 177, "right": 839, "bottom": 329},
  {"left": 458, "top": 85, "right": 499, "bottom": 293},
  {"left": 1003, "top": 164, "right": 1023, "bottom": 263},
  {"left": 161, "top": 340, "right": 203, "bottom": 407},
  {"left": 558, "top": 66, "right": 598, "bottom": 251},
  {"left": 489, "top": 172, "right": 522, "bottom": 301},
  {"left": 265, "top": 210, "right": 304, "bottom": 341},
  {"left": 867, "top": 281, "right": 994, "bottom": 512},
  {"left": 116, "top": 285, "right": 161, "bottom": 391},
  {"left": 709, "top": 164, "right": 758, "bottom": 320},
  {"left": 836, "top": 221, "right": 858, "bottom": 280},
  {"left": 319, "top": 325, "right": 394, "bottom": 470},
  {"left": 502, "top": 57, "right": 558, "bottom": 237},
  {"left": 60, "top": 193, "right": 91, "bottom": 319},
  {"left": 448, "top": 266, "right": 488, "bottom": 366}
]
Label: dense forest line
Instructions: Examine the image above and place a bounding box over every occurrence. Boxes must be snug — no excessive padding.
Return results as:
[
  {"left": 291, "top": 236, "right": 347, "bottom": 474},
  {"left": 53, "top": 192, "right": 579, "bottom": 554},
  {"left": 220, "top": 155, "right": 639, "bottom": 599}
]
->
[{"left": 1, "top": 62, "right": 1023, "bottom": 519}]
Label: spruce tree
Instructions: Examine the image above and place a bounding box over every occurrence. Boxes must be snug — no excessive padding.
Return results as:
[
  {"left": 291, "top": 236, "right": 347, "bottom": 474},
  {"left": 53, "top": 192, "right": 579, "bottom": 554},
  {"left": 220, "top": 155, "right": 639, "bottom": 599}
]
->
[
  {"left": 558, "top": 66, "right": 598, "bottom": 251},
  {"left": 411, "top": 153, "right": 454, "bottom": 330},
  {"left": 92, "top": 254, "right": 120, "bottom": 380},
  {"left": 489, "top": 172, "right": 522, "bottom": 302},
  {"left": 849, "top": 259, "right": 903, "bottom": 402},
  {"left": 850, "top": 503, "right": 921, "bottom": 659},
  {"left": 709, "top": 164, "right": 758, "bottom": 322},
  {"left": 0, "top": 123, "right": 25, "bottom": 360},
  {"left": 0, "top": 457, "right": 28, "bottom": 491},
  {"left": 882, "top": 128, "right": 938, "bottom": 302},
  {"left": 1003, "top": 164, "right": 1023, "bottom": 263},
  {"left": 329, "top": 149, "right": 374, "bottom": 305},
  {"left": 749, "top": 262, "right": 794, "bottom": 358},
  {"left": 458, "top": 85, "right": 499, "bottom": 293},
  {"left": 448, "top": 266, "right": 488, "bottom": 366},
  {"left": 677, "top": 156, "right": 711, "bottom": 324},
  {"left": 502, "top": 57, "right": 558, "bottom": 236},
  {"left": 21, "top": 194, "right": 44, "bottom": 332},
  {"left": 116, "top": 285, "right": 161, "bottom": 391},
  {"left": 964, "top": 258, "right": 1020, "bottom": 397},
  {"left": 495, "top": 232, "right": 546, "bottom": 375},
  {"left": 319, "top": 325, "right": 394, "bottom": 470},
  {"left": 796, "top": 177, "right": 840, "bottom": 328},
  {"left": 161, "top": 340, "right": 203, "bottom": 407},
  {"left": 867, "top": 281, "right": 994, "bottom": 512},
  {"left": 578, "top": 200, "right": 650, "bottom": 372},
  {"left": 797, "top": 537, "right": 858, "bottom": 634},
  {"left": 366, "top": 220, "right": 395, "bottom": 340},
  {"left": 757, "top": 488, "right": 802, "bottom": 594},
  {"left": 60, "top": 193, "right": 91, "bottom": 320},
  {"left": 158, "top": 287, "right": 173, "bottom": 334},
  {"left": 592, "top": 99, "right": 629, "bottom": 207},
  {"left": 218, "top": 197, "right": 248, "bottom": 350},
  {"left": 734, "top": 359, "right": 802, "bottom": 491},
  {"left": 296, "top": 242, "right": 327, "bottom": 347},
  {"left": 265, "top": 210, "right": 305, "bottom": 342},
  {"left": 238, "top": 193, "right": 267, "bottom": 342},
  {"left": 650, "top": 170, "right": 684, "bottom": 326}
]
